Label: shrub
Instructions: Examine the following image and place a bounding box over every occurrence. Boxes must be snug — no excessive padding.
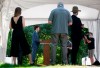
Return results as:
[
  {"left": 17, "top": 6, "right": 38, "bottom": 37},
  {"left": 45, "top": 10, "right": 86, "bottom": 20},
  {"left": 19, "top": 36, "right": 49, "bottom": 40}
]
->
[{"left": 7, "top": 24, "right": 88, "bottom": 65}]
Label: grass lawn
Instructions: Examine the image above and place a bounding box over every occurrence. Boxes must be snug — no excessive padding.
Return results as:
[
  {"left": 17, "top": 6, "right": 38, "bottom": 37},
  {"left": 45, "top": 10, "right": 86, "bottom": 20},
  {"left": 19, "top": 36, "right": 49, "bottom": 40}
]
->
[{"left": 0, "top": 63, "right": 100, "bottom": 68}]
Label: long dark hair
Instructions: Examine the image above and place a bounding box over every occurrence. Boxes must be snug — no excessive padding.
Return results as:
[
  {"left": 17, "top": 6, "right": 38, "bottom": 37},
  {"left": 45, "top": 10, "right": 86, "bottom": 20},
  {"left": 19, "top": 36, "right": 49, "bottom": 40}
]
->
[{"left": 14, "top": 7, "right": 21, "bottom": 17}]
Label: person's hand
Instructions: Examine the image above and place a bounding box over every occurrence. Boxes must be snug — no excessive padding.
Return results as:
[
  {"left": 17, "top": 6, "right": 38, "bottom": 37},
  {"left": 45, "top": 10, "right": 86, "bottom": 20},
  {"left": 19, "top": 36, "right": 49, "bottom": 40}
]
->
[
  {"left": 67, "top": 47, "right": 72, "bottom": 50},
  {"left": 40, "top": 39, "right": 42, "bottom": 43},
  {"left": 67, "top": 36, "right": 70, "bottom": 39},
  {"left": 48, "top": 21, "right": 52, "bottom": 24},
  {"left": 81, "top": 24, "right": 84, "bottom": 28},
  {"left": 84, "top": 36, "right": 87, "bottom": 39},
  {"left": 40, "top": 40, "right": 41, "bottom": 42},
  {"left": 83, "top": 38, "right": 86, "bottom": 45},
  {"left": 68, "top": 22, "right": 72, "bottom": 26}
]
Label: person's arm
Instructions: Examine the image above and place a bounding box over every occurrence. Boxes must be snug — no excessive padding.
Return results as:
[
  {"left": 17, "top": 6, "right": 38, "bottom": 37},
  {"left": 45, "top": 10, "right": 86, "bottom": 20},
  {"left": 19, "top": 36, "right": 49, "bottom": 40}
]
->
[
  {"left": 78, "top": 18, "right": 83, "bottom": 28},
  {"left": 68, "top": 22, "right": 72, "bottom": 26},
  {"left": 87, "top": 39, "right": 91, "bottom": 43},
  {"left": 68, "top": 11, "right": 72, "bottom": 26},
  {"left": 22, "top": 17, "right": 25, "bottom": 27},
  {"left": 9, "top": 18, "right": 12, "bottom": 29},
  {"left": 83, "top": 38, "right": 86, "bottom": 45},
  {"left": 48, "top": 10, "right": 54, "bottom": 24},
  {"left": 9, "top": 22, "right": 12, "bottom": 29},
  {"left": 48, "top": 21, "right": 52, "bottom": 24},
  {"left": 33, "top": 32, "right": 40, "bottom": 44},
  {"left": 84, "top": 36, "right": 91, "bottom": 43}
]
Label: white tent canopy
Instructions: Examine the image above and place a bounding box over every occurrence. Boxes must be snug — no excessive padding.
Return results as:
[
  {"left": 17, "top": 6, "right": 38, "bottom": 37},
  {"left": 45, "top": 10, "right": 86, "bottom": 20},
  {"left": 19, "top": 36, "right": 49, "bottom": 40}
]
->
[
  {"left": 1, "top": 0, "right": 100, "bottom": 10},
  {"left": 21, "top": 4, "right": 99, "bottom": 26},
  {"left": 22, "top": 4, "right": 99, "bottom": 19},
  {"left": 0, "top": 0, "right": 100, "bottom": 63}
]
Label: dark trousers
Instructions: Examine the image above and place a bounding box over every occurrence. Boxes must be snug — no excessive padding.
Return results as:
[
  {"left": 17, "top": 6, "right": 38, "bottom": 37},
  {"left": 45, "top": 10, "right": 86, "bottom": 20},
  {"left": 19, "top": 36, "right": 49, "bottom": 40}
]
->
[
  {"left": 32, "top": 43, "right": 38, "bottom": 63},
  {"left": 71, "top": 37, "right": 81, "bottom": 64},
  {"left": 67, "top": 49, "right": 72, "bottom": 64}
]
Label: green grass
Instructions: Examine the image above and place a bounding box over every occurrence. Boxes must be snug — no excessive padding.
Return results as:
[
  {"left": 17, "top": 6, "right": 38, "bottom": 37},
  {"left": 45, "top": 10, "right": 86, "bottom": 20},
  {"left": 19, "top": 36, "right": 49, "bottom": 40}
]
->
[
  {"left": 0, "top": 63, "right": 42, "bottom": 68},
  {"left": 0, "top": 63, "right": 99, "bottom": 68},
  {"left": 0, "top": 63, "right": 90, "bottom": 68}
]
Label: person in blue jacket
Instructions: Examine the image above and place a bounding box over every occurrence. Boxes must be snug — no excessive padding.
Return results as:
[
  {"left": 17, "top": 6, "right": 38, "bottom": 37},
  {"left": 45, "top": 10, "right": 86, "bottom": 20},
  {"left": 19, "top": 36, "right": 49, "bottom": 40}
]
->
[{"left": 32, "top": 25, "right": 40, "bottom": 65}]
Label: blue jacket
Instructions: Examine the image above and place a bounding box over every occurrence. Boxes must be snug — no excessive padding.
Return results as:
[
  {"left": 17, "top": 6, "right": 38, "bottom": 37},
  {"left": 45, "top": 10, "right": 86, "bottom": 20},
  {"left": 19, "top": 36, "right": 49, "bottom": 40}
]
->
[{"left": 32, "top": 31, "right": 40, "bottom": 46}]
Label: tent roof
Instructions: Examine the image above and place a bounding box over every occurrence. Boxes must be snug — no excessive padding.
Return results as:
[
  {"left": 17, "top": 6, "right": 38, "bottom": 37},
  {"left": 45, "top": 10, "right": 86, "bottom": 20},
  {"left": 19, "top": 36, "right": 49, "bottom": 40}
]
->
[
  {"left": 22, "top": 4, "right": 99, "bottom": 19},
  {"left": 1, "top": 0, "right": 100, "bottom": 10},
  {"left": 0, "top": 0, "right": 100, "bottom": 19}
]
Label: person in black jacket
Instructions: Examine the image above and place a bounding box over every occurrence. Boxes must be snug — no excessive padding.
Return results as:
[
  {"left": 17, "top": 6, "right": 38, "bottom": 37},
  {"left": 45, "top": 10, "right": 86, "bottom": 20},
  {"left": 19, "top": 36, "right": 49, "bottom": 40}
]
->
[{"left": 71, "top": 6, "right": 83, "bottom": 64}]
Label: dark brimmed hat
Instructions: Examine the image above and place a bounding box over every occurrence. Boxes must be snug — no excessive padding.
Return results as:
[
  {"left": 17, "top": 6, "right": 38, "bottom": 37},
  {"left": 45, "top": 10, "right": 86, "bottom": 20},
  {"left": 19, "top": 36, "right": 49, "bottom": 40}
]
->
[{"left": 71, "top": 6, "right": 81, "bottom": 13}]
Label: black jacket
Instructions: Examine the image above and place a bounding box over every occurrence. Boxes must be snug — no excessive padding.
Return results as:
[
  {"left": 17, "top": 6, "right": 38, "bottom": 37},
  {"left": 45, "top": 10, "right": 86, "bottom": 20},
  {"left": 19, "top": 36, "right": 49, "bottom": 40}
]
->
[{"left": 71, "top": 15, "right": 82, "bottom": 38}]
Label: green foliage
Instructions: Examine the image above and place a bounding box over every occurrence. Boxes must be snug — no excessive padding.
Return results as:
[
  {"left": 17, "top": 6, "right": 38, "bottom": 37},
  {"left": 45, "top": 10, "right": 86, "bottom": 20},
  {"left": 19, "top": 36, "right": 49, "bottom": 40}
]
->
[
  {"left": 36, "top": 44, "right": 43, "bottom": 64},
  {"left": 82, "top": 28, "right": 89, "bottom": 35},
  {"left": 75, "top": 28, "right": 89, "bottom": 65},
  {"left": 7, "top": 24, "right": 88, "bottom": 65},
  {"left": 6, "top": 29, "right": 12, "bottom": 57},
  {"left": 39, "top": 24, "right": 52, "bottom": 40},
  {"left": 0, "top": 63, "right": 87, "bottom": 68},
  {"left": 76, "top": 40, "right": 88, "bottom": 65},
  {"left": 56, "top": 45, "right": 62, "bottom": 64},
  {"left": 23, "top": 26, "right": 34, "bottom": 47}
]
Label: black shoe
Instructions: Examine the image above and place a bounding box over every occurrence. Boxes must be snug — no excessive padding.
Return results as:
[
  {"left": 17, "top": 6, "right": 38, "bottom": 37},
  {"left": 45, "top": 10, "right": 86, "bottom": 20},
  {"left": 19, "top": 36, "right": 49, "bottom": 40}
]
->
[{"left": 92, "top": 60, "right": 100, "bottom": 66}]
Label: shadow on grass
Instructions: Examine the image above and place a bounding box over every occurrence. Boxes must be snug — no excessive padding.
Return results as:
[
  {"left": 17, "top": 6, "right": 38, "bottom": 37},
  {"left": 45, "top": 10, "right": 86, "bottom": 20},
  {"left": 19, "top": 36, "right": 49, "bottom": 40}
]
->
[{"left": 0, "top": 63, "right": 47, "bottom": 68}]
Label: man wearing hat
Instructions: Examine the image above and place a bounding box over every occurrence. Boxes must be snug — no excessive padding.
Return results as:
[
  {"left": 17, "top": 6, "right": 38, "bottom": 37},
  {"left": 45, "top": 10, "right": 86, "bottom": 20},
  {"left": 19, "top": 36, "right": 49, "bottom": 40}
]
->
[
  {"left": 71, "top": 6, "right": 83, "bottom": 64},
  {"left": 48, "top": 2, "right": 72, "bottom": 65}
]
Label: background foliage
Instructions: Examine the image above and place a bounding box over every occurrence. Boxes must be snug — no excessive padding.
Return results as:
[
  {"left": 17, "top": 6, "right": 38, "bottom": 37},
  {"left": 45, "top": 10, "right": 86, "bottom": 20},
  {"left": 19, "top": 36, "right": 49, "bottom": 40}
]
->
[{"left": 7, "top": 24, "right": 88, "bottom": 65}]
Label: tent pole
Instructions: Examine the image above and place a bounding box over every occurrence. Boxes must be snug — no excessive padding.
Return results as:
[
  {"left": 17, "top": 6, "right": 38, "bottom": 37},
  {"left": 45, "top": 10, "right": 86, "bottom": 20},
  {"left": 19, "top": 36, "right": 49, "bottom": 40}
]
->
[
  {"left": 0, "top": 0, "right": 12, "bottom": 63},
  {"left": 0, "top": 11, "right": 4, "bottom": 63},
  {"left": 96, "top": 10, "right": 100, "bottom": 62},
  {"left": 97, "top": 11, "right": 100, "bottom": 20}
]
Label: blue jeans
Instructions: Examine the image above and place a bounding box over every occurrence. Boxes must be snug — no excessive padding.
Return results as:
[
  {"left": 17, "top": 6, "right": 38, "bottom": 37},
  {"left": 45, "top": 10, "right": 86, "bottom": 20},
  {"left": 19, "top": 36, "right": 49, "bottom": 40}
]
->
[{"left": 32, "top": 43, "right": 38, "bottom": 63}]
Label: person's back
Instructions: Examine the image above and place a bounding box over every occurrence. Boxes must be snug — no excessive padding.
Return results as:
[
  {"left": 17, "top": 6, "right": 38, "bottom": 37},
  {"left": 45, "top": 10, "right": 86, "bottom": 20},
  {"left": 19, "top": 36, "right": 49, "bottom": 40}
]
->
[
  {"left": 71, "top": 15, "right": 82, "bottom": 33},
  {"left": 48, "top": 2, "right": 72, "bottom": 65},
  {"left": 9, "top": 7, "right": 33, "bottom": 65},
  {"left": 49, "top": 2, "right": 72, "bottom": 34},
  {"left": 11, "top": 16, "right": 23, "bottom": 36}
]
